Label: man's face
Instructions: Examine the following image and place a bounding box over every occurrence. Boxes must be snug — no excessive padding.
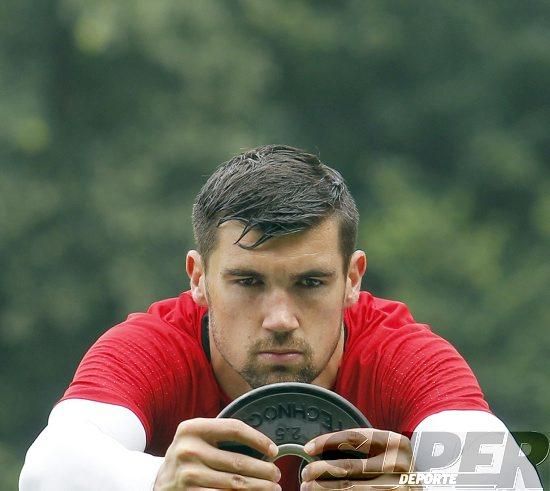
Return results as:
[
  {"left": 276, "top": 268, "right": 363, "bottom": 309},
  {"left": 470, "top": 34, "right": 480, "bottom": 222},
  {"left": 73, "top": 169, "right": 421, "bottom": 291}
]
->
[{"left": 195, "top": 217, "right": 363, "bottom": 389}]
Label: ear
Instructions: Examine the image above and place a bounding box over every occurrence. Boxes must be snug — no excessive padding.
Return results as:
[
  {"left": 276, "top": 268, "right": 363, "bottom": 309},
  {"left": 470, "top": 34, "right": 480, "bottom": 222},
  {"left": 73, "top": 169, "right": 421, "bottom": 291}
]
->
[
  {"left": 186, "top": 250, "right": 208, "bottom": 307},
  {"left": 344, "top": 250, "right": 367, "bottom": 308}
]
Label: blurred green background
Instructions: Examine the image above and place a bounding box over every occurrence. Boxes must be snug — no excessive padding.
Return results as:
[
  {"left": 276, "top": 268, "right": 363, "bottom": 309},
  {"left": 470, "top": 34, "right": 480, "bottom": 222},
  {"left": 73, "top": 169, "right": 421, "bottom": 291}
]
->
[{"left": 1, "top": 0, "right": 549, "bottom": 488}]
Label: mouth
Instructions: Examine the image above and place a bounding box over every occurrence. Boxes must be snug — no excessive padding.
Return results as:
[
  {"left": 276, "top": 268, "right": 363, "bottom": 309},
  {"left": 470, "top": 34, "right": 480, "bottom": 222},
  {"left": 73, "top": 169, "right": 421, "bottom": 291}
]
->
[
  {"left": 259, "top": 349, "right": 302, "bottom": 354},
  {"left": 257, "top": 350, "right": 304, "bottom": 363}
]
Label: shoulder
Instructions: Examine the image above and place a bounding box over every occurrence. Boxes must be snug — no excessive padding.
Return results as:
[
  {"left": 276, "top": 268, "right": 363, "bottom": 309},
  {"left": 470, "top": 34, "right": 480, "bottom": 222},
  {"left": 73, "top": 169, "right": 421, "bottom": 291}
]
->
[
  {"left": 64, "top": 290, "right": 210, "bottom": 409},
  {"left": 344, "top": 291, "right": 430, "bottom": 350},
  {"left": 338, "top": 292, "right": 490, "bottom": 432},
  {"left": 343, "top": 290, "right": 470, "bottom": 373},
  {"left": 61, "top": 292, "right": 212, "bottom": 449},
  {"left": 95, "top": 290, "right": 207, "bottom": 353},
  {"left": 145, "top": 290, "right": 206, "bottom": 335}
]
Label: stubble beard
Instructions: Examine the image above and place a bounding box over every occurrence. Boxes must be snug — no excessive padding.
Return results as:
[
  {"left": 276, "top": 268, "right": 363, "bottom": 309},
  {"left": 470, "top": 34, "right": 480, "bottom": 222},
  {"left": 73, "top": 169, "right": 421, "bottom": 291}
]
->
[{"left": 209, "top": 307, "right": 343, "bottom": 389}]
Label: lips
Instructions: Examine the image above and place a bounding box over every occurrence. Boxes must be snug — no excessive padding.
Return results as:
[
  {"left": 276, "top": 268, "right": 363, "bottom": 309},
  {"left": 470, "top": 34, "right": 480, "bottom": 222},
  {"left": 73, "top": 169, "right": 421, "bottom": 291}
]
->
[
  {"left": 257, "top": 350, "right": 304, "bottom": 363},
  {"left": 258, "top": 350, "right": 302, "bottom": 355}
]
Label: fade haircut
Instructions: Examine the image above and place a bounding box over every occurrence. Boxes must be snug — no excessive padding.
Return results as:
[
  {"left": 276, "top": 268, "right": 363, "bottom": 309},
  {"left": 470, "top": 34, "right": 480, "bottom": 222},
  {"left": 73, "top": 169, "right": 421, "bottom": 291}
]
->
[{"left": 192, "top": 145, "right": 359, "bottom": 270}]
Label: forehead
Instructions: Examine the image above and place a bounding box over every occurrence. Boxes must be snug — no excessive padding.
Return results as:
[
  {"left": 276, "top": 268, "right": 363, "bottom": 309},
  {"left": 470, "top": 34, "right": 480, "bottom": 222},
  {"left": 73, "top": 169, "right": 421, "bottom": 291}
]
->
[{"left": 208, "top": 218, "right": 342, "bottom": 270}]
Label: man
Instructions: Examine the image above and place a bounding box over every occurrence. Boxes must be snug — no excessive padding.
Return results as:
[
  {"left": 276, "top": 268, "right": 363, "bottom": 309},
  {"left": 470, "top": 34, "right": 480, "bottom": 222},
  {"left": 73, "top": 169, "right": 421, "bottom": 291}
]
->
[{"left": 20, "top": 145, "right": 541, "bottom": 490}]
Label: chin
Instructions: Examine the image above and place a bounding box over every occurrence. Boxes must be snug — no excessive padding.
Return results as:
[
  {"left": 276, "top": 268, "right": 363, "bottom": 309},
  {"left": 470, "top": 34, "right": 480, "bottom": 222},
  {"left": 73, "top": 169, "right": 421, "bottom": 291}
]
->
[{"left": 245, "top": 366, "right": 317, "bottom": 388}]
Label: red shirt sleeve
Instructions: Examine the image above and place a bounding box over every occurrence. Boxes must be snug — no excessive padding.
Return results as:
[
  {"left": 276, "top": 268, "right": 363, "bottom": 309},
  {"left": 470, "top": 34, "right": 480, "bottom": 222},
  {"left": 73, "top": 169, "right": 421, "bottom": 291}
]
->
[
  {"left": 60, "top": 294, "right": 219, "bottom": 455},
  {"left": 339, "top": 293, "right": 491, "bottom": 435}
]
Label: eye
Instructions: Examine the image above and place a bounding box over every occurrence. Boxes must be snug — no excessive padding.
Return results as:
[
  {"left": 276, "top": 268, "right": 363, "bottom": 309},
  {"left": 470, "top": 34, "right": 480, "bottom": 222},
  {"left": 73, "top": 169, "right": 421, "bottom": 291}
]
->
[
  {"left": 299, "top": 278, "right": 323, "bottom": 288},
  {"left": 236, "top": 277, "right": 262, "bottom": 287}
]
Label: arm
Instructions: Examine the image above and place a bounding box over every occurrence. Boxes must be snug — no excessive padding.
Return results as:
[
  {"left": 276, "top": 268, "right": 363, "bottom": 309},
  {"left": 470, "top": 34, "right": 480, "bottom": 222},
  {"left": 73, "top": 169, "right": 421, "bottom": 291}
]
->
[
  {"left": 19, "top": 399, "right": 164, "bottom": 491},
  {"left": 20, "top": 398, "right": 281, "bottom": 491},
  {"left": 300, "top": 410, "right": 543, "bottom": 489},
  {"left": 411, "top": 410, "right": 543, "bottom": 490}
]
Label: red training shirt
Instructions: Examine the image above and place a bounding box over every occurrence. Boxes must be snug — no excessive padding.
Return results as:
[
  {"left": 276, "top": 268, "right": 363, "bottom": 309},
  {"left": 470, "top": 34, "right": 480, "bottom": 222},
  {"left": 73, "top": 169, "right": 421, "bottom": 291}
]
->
[{"left": 61, "top": 291, "right": 490, "bottom": 488}]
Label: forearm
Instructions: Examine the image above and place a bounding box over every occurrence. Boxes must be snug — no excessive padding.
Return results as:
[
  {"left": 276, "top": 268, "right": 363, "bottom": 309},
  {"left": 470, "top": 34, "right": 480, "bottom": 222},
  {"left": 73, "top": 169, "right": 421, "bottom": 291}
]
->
[
  {"left": 411, "top": 410, "right": 543, "bottom": 490},
  {"left": 20, "top": 400, "right": 164, "bottom": 491}
]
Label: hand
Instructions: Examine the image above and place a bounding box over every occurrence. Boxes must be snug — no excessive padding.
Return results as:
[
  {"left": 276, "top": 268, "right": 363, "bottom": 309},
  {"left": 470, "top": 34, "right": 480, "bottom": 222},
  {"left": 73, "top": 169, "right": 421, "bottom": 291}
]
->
[
  {"left": 154, "top": 417, "right": 282, "bottom": 490},
  {"left": 300, "top": 428, "right": 413, "bottom": 490}
]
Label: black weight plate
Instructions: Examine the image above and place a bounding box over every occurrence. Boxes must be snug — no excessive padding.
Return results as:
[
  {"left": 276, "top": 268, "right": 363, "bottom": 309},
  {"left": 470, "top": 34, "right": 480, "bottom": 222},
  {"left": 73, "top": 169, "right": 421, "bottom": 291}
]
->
[{"left": 217, "top": 382, "right": 371, "bottom": 458}]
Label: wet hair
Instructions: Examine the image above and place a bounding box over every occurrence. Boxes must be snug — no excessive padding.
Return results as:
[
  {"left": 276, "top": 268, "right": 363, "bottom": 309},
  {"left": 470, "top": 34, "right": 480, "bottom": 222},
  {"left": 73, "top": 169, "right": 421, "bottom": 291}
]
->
[{"left": 192, "top": 144, "right": 359, "bottom": 269}]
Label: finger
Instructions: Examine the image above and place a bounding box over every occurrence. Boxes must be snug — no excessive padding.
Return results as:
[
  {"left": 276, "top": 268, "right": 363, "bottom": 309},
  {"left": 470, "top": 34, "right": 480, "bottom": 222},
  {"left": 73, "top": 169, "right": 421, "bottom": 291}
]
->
[
  {"left": 301, "top": 479, "right": 356, "bottom": 490},
  {"left": 177, "top": 418, "right": 278, "bottom": 459},
  {"left": 171, "top": 437, "right": 281, "bottom": 482},
  {"left": 301, "top": 479, "right": 372, "bottom": 490},
  {"left": 174, "top": 464, "right": 281, "bottom": 490},
  {"left": 302, "top": 450, "right": 412, "bottom": 482},
  {"left": 301, "top": 457, "right": 382, "bottom": 482},
  {"left": 305, "top": 429, "right": 405, "bottom": 458},
  {"left": 300, "top": 474, "right": 407, "bottom": 490},
  {"left": 206, "top": 447, "right": 281, "bottom": 482}
]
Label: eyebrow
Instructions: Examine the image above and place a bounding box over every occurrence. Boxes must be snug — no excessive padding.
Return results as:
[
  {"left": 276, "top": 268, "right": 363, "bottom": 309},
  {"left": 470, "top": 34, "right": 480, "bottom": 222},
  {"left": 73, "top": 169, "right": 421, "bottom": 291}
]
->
[
  {"left": 222, "top": 268, "right": 336, "bottom": 279},
  {"left": 223, "top": 268, "right": 264, "bottom": 278},
  {"left": 290, "top": 269, "right": 336, "bottom": 280}
]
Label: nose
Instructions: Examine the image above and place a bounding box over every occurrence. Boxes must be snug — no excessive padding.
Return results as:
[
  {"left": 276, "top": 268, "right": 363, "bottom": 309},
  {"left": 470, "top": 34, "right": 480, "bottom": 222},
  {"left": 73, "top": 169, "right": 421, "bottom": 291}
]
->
[{"left": 261, "top": 289, "right": 300, "bottom": 333}]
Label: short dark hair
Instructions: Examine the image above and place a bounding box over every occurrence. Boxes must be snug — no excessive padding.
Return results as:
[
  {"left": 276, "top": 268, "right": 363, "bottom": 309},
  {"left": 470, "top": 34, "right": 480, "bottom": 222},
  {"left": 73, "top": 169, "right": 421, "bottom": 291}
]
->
[{"left": 192, "top": 145, "right": 359, "bottom": 269}]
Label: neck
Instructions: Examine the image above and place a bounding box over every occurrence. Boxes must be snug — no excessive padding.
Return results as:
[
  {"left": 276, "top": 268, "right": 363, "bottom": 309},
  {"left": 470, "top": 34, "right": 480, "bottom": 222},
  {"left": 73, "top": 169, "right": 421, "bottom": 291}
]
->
[{"left": 209, "top": 325, "right": 345, "bottom": 400}]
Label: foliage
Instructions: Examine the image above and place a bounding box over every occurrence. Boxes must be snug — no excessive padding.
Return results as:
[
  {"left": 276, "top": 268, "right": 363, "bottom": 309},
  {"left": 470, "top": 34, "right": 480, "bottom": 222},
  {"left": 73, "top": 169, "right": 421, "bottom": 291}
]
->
[{"left": 1, "top": 0, "right": 549, "bottom": 487}]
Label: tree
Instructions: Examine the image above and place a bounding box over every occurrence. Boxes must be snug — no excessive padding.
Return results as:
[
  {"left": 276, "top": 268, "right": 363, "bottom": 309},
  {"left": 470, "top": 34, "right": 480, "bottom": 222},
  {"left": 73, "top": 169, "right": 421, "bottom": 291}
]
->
[{"left": 2, "top": 1, "right": 548, "bottom": 487}]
